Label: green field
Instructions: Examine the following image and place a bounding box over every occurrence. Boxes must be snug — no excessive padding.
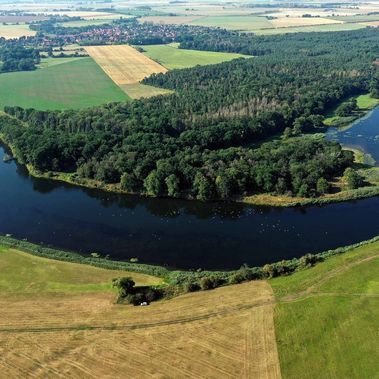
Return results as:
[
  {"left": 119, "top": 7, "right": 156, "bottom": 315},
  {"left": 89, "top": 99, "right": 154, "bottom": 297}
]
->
[
  {"left": 0, "top": 57, "right": 129, "bottom": 110},
  {"left": 190, "top": 15, "right": 272, "bottom": 31},
  {"left": 141, "top": 43, "right": 250, "bottom": 69},
  {"left": 331, "top": 14, "right": 379, "bottom": 23},
  {"left": 272, "top": 240, "right": 379, "bottom": 379},
  {"left": 253, "top": 22, "right": 365, "bottom": 35},
  {"left": 0, "top": 245, "right": 160, "bottom": 294},
  {"left": 58, "top": 16, "right": 130, "bottom": 28}
]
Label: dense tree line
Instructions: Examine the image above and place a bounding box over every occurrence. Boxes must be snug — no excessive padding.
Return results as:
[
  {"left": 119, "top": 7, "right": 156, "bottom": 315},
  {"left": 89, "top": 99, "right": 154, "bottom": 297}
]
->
[
  {"left": 0, "top": 44, "right": 40, "bottom": 72},
  {"left": 1, "top": 29, "right": 377, "bottom": 200}
]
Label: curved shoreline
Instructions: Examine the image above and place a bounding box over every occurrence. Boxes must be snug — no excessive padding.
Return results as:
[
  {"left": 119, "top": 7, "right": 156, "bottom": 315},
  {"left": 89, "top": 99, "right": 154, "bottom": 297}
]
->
[
  {"left": 1, "top": 234, "right": 379, "bottom": 284},
  {"left": 2, "top": 138, "right": 379, "bottom": 209}
]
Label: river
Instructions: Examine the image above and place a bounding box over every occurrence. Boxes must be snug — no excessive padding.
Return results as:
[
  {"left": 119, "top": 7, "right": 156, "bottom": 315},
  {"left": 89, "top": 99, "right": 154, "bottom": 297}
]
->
[{"left": 1, "top": 109, "right": 379, "bottom": 270}]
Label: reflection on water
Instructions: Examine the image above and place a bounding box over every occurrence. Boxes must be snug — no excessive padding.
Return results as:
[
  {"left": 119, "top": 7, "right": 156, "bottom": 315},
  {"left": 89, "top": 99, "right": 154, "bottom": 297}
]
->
[
  {"left": 326, "top": 107, "right": 379, "bottom": 166},
  {"left": 1, "top": 141, "right": 379, "bottom": 270}
]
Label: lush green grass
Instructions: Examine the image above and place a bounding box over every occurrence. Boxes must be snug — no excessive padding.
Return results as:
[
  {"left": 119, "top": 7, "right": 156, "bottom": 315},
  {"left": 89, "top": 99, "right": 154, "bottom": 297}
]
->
[
  {"left": 58, "top": 17, "right": 129, "bottom": 28},
  {"left": 190, "top": 15, "right": 272, "bottom": 31},
  {"left": 271, "top": 240, "right": 379, "bottom": 297},
  {"left": 323, "top": 93, "right": 379, "bottom": 126},
  {"left": 331, "top": 14, "right": 379, "bottom": 23},
  {"left": 0, "top": 245, "right": 161, "bottom": 294},
  {"left": 272, "top": 240, "right": 379, "bottom": 379},
  {"left": 356, "top": 93, "right": 379, "bottom": 109},
  {"left": 0, "top": 57, "right": 129, "bottom": 110},
  {"left": 141, "top": 44, "right": 250, "bottom": 69}
]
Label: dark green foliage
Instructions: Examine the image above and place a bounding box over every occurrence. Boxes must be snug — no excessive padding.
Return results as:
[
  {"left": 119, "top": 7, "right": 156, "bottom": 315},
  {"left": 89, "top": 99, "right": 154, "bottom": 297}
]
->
[
  {"left": 343, "top": 167, "right": 364, "bottom": 189},
  {"left": 1, "top": 29, "right": 378, "bottom": 201},
  {"left": 336, "top": 99, "right": 358, "bottom": 117},
  {"left": 0, "top": 44, "right": 40, "bottom": 72},
  {"left": 112, "top": 276, "right": 136, "bottom": 299},
  {"left": 316, "top": 177, "right": 330, "bottom": 195}
]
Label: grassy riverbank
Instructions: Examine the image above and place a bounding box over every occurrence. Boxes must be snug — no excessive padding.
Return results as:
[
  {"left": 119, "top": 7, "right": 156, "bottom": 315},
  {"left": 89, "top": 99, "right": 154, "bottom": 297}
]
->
[{"left": 323, "top": 93, "right": 379, "bottom": 127}]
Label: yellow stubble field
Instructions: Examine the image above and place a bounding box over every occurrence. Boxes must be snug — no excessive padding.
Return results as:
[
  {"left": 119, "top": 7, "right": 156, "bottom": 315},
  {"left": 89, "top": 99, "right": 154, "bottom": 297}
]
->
[{"left": 85, "top": 45, "right": 171, "bottom": 99}]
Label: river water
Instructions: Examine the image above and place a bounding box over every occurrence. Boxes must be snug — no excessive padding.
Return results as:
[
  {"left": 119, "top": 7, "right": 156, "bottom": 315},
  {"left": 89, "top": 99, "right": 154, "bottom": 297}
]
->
[{"left": 1, "top": 109, "right": 379, "bottom": 269}]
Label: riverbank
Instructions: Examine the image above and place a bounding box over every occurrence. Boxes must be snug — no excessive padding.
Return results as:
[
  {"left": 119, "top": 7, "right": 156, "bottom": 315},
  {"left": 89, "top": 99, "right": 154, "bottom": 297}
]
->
[
  {"left": 2, "top": 234, "right": 379, "bottom": 287},
  {"left": 323, "top": 93, "right": 379, "bottom": 127},
  {"left": 2, "top": 136, "right": 379, "bottom": 209},
  {"left": 2, "top": 94, "right": 379, "bottom": 208}
]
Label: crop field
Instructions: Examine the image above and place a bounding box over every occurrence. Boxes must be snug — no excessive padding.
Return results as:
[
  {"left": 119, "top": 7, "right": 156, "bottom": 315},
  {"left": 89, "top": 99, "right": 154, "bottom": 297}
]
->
[
  {"left": 272, "top": 241, "right": 379, "bottom": 379},
  {"left": 190, "top": 15, "right": 273, "bottom": 31},
  {"left": 42, "top": 11, "right": 119, "bottom": 19},
  {"left": 138, "top": 15, "right": 204, "bottom": 25},
  {"left": 0, "top": 245, "right": 281, "bottom": 378},
  {"left": 0, "top": 15, "right": 48, "bottom": 23},
  {"left": 331, "top": 14, "right": 379, "bottom": 23},
  {"left": 59, "top": 19, "right": 117, "bottom": 27},
  {"left": 141, "top": 44, "right": 250, "bottom": 69},
  {"left": 85, "top": 45, "right": 170, "bottom": 99},
  {"left": 252, "top": 22, "right": 365, "bottom": 35},
  {"left": 269, "top": 17, "right": 342, "bottom": 28},
  {"left": 0, "top": 57, "right": 129, "bottom": 110},
  {"left": 0, "top": 23, "right": 35, "bottom": 39}
]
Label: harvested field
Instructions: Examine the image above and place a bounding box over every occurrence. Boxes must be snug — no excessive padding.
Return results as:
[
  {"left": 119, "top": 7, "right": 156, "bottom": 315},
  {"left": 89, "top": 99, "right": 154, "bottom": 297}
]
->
[
  {"left": 269, "top": 17, "right": 342, "bottom": 28},
  {"left": 85, "top": 45, "right": 169, "bottom": 99},
  {"left": 0, "top": 255, "right": 281, "bottom": 379},
  {"left": 361, "top": 21, "right": 379, "bottom": 27},
  {"left": 0, "top": 24, "right": 35, "bottom": 39}
]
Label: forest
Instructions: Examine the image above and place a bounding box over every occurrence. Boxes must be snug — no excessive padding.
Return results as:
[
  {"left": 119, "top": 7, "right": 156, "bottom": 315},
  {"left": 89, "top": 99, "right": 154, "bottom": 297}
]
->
[
  {"left": 1, "top": 28, "right": 378, "bottom": 200},
  {"left": 0, "top": 44, "right": 40, "bottom": 72}
]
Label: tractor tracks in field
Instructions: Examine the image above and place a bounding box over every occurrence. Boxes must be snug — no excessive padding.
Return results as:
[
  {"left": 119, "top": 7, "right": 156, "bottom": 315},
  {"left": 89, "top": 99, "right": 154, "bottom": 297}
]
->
[{"left": 0, "top": 299, "right": 276, "bottom": 335}]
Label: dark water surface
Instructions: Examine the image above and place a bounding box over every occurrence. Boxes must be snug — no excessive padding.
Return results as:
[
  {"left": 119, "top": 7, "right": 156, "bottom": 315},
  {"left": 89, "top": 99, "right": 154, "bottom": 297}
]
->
[
  {"left": 1, "top": 140, "right": 379, "bottom": 270},
  {"left": 326, "top": 106, "right": 379, "bottom": 165}
]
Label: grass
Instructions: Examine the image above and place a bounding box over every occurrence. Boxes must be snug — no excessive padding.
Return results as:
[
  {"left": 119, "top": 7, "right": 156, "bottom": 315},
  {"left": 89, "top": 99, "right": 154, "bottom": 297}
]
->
[
  {"left": 190, "top": 15, "right": 273, "bottom": 31},
  {"left": 0, "top": 57, "right": 129, "bottom": 110},
  {"left": 252, "top": 22, "right": 365, "bottom": 35},
  {"left": 272, "top": 240, "right": 379, "bottom": 378},
  {"left": 141, "top": 44, "right": 250, "bottom": 69},
  {"left": 331, "top": 14, "right": 379, "bottom": 23},
  {"left": 0, "top": 245, "right": 161, "bottom": 294},
  {"left": 58, "top": 16, "right": 130, "bottom": 28}
]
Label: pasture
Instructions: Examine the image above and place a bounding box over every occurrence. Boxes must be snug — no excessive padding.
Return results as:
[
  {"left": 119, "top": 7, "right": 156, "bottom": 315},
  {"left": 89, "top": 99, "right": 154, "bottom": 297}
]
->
[
  {"left": 138, "top": 15, "right": 203, "bottom": 25},
  {"left": 141, "top": 44, "right": 250, "bottom": 69},
  {"left": 0, "top": 57, "right": 129, "bottom": 110},
  {"left": 272, "top": 241, "right": 379, "bottom": 379},
  {"left": 190, "top": 15, "right": 273, "bottom": 31},
  {"left": 85, "top": 45, "right": 170, "bottom": 99},
  {"left": 252, "top": 22, "right": 365, "bottom": 35},
  {"left": 0, "top": 244, "right": 281, "bottom": 378}
]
